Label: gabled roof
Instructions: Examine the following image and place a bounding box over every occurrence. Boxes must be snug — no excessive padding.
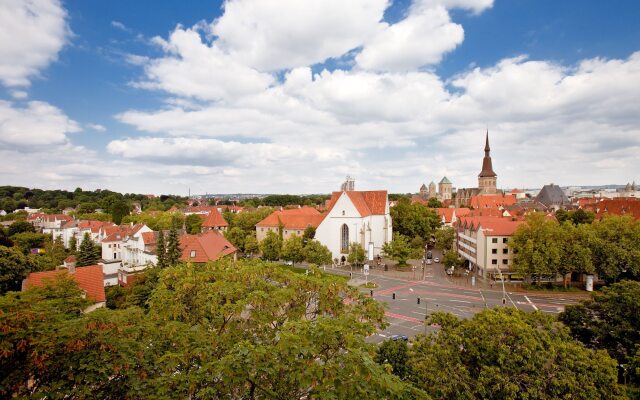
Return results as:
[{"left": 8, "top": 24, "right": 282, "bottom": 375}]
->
[
  {"left": 457, "top": 216, "right": 524, "bottom": 236},
  {"left": 439, "top": 176, "right": 452, "bottom": 184},
  {"left": 180, "top": 231, "right": 236, "bottom": 262},
  {"left": 202, "top": 208, "right": 229, "bottom": 228},
  {"left": 78, "top": 220, "right": 114, "bottom": 233},
  {"left": 256, "top": 207, "right": 324, "bottom": 229},
  {"left": 535, "top": 184, "right": 570, "bottom": 207},
  {"left": 343, "top": 191, "right": 388, "bottom": 217},
  {"left": 24, "top": 265, "right": 105, "bottom": 302},
  {"left": 101, "top": 224, "right": 145, "bottom": 243},
  {"left": 436, "top": 207, "right": 471, "bottom": 223}
]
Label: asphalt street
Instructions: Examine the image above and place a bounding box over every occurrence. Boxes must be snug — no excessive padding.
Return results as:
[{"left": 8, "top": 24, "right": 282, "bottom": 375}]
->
[{"left": 323, "top": 263, "right": 586, "bottom": 344}]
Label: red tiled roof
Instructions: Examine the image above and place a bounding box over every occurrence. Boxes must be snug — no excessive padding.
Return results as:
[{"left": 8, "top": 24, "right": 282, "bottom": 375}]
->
[
  {"left": 180, "top": 231, "right": 236, "bottom": 262},
  {"left": 470, "top": 194, "right": 517, "bottom": 209},
  {"left": 41, "top": 214, "right": 73, "bottom": 222},
  {"left": 184, "top": 205, "right": 218, "bottom": 214},
  {"left": 411, "top": 196, "right": 429, "bottom": 206},
  {"left": 62, "top": 220, "right": 77, "bottom": 229},
  {"left": 436, "top": 208, "right": 471, "bottom": 223},
  {"left": 469, "top": 207, "right": 505, "bottom": 218},
  {"left": 325, "top": 191, "right": 388, "bottom": 217},
  {"left": 202, "top": 208, "right": 229, "bottom": 227},
  {"left": 596, "top": 198, "right": 640, "bottom": 220},
  {"left": 141, "top": 231, "right": 157, "bottom": 245},
  {"left": 256, "top": 207, "right": 324, "bottom": 229},
  {"left": 24, "top": 265, "right": 105, "bottom": 302},
  {"left": 457, "top": 216, "right": 524, "bottom": 236}
]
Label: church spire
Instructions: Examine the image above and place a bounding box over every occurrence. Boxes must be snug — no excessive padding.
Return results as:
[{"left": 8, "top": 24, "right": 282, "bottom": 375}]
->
[{"left": 479, "top": 131, "right": 497, "bottom": 178}]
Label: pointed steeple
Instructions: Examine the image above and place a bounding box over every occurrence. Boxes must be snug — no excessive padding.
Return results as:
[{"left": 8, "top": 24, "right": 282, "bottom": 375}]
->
[{"left": 479, "top": 130, "right": 497, "bottom": 178}]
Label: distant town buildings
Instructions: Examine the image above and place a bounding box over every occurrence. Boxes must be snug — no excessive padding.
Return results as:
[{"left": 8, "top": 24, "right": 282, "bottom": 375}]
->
[{"left": 417, "top": 177, "right": 453, "bottom": 202}]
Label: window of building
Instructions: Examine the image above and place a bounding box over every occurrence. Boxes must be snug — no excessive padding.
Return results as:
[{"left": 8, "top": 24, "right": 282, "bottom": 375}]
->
[
  {"left": 492, "top": 238, "right": 498, "bottom": 243},
  {"left": 492, "top": 259, "right": 498, "bottom": 265},
  {"left": 503, "top": 248, "right": 508, "bottom": 254},
  {"left": 190, "top": 250, "right": 196, "bottom": 258},
  {"left": 108, "top": 244, "right": 111, "bottom": 248},
  {"left": 342, "top": 210, "right": 345, "bottom": 216},
  {"left": 503, "top": 238, "right": 508, "bottom": 243},
  {"left": 502, "top": 259, "right": 509, "bottom": 265},
  {"left": 261, "top": 228, "right": 264, "bottom": 232},
  {"left": 341, "top": 224, "right": 349, "bottom": 253},
  {"left": 492, "top": 249, "right": 497, "bottom": 254}
]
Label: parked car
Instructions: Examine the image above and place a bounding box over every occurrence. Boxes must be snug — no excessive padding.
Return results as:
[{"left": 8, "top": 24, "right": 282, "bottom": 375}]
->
[
  {"left": 426, "top": 259, "right": 432, "bottom": 265},
  {"left": 391, "top": 334, "right": 409, "bottom": 341},
  {"left": 434, "top": 257, "right": 440, "bottom": 263}
]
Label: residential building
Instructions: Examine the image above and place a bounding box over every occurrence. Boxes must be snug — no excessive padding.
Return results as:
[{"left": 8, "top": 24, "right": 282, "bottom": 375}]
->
[
  {"left": 256, "top": 207, "right": 325, "bottom": 242},
  {"left": 435, "top": 207, "right": 471, "bottom": 226},
  {"left": 594, "top": 198, "right": 640, "bottom": 220},
  {"left": 314, "top": 190, "right": 392, "bottom": 261},
  {"left": 101, "top": 224, "right": 151, "bottom": 286},
  {"left": 23, "top": 264, "right": 106, "bottom": 312},
  {"left": 455, "top": 216, "right": 524, "bottom": 279},
  {"left": 201, "top": 207, "right": 229, "bottom": 231}
]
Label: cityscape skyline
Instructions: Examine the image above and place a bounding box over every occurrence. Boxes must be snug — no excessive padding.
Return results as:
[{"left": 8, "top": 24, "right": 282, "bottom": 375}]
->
[{"left": 1, "top": 0, "right": 639, "bottom": 195}]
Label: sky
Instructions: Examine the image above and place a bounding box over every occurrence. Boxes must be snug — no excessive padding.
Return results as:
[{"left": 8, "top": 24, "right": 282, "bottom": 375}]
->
[{"left": 1, "top": 0, "right": 639, "bottom": 195}]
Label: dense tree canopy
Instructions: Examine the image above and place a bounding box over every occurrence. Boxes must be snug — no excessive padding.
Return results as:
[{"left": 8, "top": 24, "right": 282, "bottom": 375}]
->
[
  {"left": 560, "top": 280, "right": 640, "bottom": 385},
  {"left": 383, "top": 234, "right": 412, "bottom": 266},
  {"left": 408, "top": 309, "right": 625, "bottom": 400},
  {"left": 390, "top": 198, "right": 441, "bottom": 241},
  {"left": 1, "top": 260, "right": 423, "bottom": 399}
]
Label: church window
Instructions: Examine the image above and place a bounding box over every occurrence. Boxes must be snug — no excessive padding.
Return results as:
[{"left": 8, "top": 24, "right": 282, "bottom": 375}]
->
[{"left": 341, "top": 224, "right": 349, "bottom": 253}]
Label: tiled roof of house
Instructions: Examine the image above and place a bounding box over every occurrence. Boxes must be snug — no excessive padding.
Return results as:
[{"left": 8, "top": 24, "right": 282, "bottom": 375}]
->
[
  {"left": 596, "top": 198, "right": 640, "bottom": 220},
  {"left": 78, "top": 220, "right": 114, "bottom": 233},
  {"left": 202, "top": 208, "right": 229, "bottom": 228},
  {"left": 457, "top": 216, "right": 525, "bottom": 236},
  {"left": 469, "top": 207, "right": 506, "bottom": 218},
  {"left": 470, "top": 194, "right": 517, "bottom": 209},
  {"left": 24, "top": 265, "right": 105, "bottom": 302},
  {"left": 180, "top": 231, "right": 236, "bottom": 262},
  {"left": 535, "top": 184, "right": 570, "bottom": 208},
  {"left": 436, "top": 207, "right": 471, "bottom": 223},
  {"left": 256, "top": 207, "right": 324, "bottom": 229},
  {"left": 411, "top": 196, "right": 429, "bottom": 206},
  {"left": 102, "top": 224, "right": 145, "bottom": 242},
  {"left": 325, "top": 191, "right": 388, "bottom": 217},
  {"left": 42, "top": 214, "right": 73, "bottom": 222}
]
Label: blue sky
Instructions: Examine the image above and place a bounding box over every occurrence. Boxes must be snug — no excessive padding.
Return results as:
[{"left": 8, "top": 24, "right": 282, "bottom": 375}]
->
[{"left": 1, "top": 0, "right": 639, "bottom": 195}]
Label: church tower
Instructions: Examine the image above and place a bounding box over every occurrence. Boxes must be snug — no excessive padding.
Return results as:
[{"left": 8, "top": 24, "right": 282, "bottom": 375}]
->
[{"left": 478, "top": 131, "right": 497, "bottom": 194}]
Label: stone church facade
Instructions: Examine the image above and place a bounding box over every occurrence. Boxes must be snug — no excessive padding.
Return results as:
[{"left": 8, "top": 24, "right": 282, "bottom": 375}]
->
[{"left": 455, "top": 132, "right": 501, "bottom": 207}]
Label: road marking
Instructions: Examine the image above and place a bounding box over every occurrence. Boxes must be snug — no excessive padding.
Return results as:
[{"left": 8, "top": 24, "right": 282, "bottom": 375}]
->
[
  {"left": 385, "top": 311, "right": 423, "bottom": 324},
  {"left": 449, "top": 299, "right": 472, "bottom": 304},
  {"left": 378, "top": 333, "right": 387, "bottom": 338},
  {"left": 479, "top": 290, "right": 488, "bottom": 308},
  {"left": 524, "top": 295, "right": 538, "bottom": 311}
]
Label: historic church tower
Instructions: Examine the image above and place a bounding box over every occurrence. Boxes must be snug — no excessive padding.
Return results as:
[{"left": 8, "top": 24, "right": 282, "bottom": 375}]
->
[{"left": 478, "top": 131, "right": 497, "bottom": 194}]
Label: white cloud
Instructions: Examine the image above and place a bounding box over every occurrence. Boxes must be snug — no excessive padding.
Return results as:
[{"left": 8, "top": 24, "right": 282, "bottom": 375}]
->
[
  {"left": 0, "top": 100, "right": 80, "bottom": 146},
  {"left": 137, "top": 27, "right": 274, "bottom": 101},
  {"left": 86, "top": 123, "right": 107, "bottom": 132},
  {"left": 418, "top": 0, "right": 493, "bottom": 14},
  {"left": 211, "top": 0, "right": 389, "bottom": 70},
  {"left": 10, "top": 90, "right": 28, "bottom": 99},
  {"left": 111, "top": 20, "right": 130, "bottom": 32},
  {"left": 0, "top": 0, "right": 69, "bottom": 87},
  {"left": 356, "top": 5, "right": 464, "bottom": 71}
]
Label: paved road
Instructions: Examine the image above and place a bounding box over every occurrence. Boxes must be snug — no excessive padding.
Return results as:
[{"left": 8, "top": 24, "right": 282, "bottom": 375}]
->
[{"left": 322, "top": 263, "right": 586, "bottom": 344}]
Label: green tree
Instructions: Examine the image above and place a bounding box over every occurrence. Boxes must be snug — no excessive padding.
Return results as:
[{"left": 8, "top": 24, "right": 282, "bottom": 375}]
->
[
  {"left": 260, "top": 230, "right": 282, "bottom": 261},
  {"left": 68, "top": 235, "right": 78, "bottom": 254},
  {"left": 224, "top": 226, "right": 246, "bottom": 252},
  {"left": 243, "top": 233, "right": 259, "bottom": 256},
  {"left": 281, "top": 234, "right": 305, "bottom": 265},
  {"left": 7, "top": 220, "right": 35, "bottom": 236},
  {"left": 0, "top": 245, "right": 35, "bottom": 294},
  {"left": 156, "top": 230, "right": 167, "bottom": 268},
  {"left": 409, "top": 308, "right": 625, "bottom": 400},
  {"left": 302, "top": 226, "right": 316, "bottom": 245},
  {"left": 347, "top": 242, "right": 366, "bottom": 266},
  {"left": 560, "top": 280, "right": 640, "bottom": 385},
  {"left": 10, "top": 232, "right": 48, "bottom": 255},
  {"left": 442, "top": 250, "right": 464, "bottom": 271},
  {"left": 590, "top": 216, "right": 640, "bottom": 282},
  {"left": 110, "top": 200, "right": 130, "bottom": 225},
  {"left": 303, "top": 239, "right": 332, "bottom": 267},
  {"left": 427, "top": 197, "right": 442, "bottom": 208},
  {"left": 434, "top": 226, "right": 455, "bottom": 251},
  {"left": 185, "top": 213, "right": 203, "bottom": 234},
  {"left": 77, "top": 232, "right": 99, "bottom": 267},
  {"left": 509, "top": 214, "right": 564, "bottom": 284},
  {"left": 382, "top": 234, "right": 412, "bottom": 266},
  {"left": 166, "top": 224, "right": 182, "bottom": 267},
  {"left": 390, "top": 198, "right": 442, "bottom": 240},
  {"left": 375, "top": 339, "right": 410, "bottom": 379},
  {"left": 46, "top": 235, "right": 68, "bottom": 267}
]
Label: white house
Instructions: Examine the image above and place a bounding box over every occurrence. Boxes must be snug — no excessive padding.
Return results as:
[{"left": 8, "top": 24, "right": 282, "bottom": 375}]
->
[
  {"left": 314, "top": 190, "right": 392, "bottom": 262},
  {"left": 101, "top": 224, "right": 151, "bottom": 286}
]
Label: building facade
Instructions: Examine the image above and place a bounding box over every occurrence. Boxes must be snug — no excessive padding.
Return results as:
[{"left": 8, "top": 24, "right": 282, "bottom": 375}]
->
[{"left": 456, "top": 132, "right": 502, "bottom": 207}]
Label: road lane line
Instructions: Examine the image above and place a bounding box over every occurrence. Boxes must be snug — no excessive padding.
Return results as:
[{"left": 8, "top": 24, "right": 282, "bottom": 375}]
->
[{"left": 524, "top": 295, "right": 538, "bottom": 311}]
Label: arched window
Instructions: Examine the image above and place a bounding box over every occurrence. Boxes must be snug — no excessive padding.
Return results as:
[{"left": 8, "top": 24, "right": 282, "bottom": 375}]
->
[{"left": 341, "top": 224, "right": 349, "bottom": 253}]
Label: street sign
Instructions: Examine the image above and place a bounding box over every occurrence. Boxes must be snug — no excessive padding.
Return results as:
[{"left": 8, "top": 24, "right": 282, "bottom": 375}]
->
[{"left": 363, "top": 264, "right": 369, "bottom": 275}]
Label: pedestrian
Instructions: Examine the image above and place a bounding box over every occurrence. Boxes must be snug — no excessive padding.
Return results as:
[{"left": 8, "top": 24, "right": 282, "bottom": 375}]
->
[{"left": 490, "top": 279, "right": 494, "bottom": 289}]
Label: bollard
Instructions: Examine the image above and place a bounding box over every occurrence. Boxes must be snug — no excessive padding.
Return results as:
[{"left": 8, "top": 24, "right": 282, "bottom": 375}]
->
[
  {"left": 392, "top": 292, "right": 396, "bottom": 300},
  {"left": 370, "top": 290, "right": 373, "bottom": 297},
  {"left": 417, "top": 297, "right": 420, "bottom": 305},
  {"left": 349, "top": 272, "right": 352, "bottom": 279}
]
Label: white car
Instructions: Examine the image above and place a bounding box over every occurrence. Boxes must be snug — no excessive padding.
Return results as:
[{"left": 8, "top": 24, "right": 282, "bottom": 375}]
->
[
  {"left": 434, "top": 257, "right": 440, "bottom": 263},
  {"left": 426, "top": 259, "right": 432, "bottom": 265}
]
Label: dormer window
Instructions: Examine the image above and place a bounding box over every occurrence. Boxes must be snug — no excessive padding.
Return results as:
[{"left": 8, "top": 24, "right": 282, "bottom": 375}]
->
[{"left": 190, "top": 250, "right": 196, "bottom": 258}]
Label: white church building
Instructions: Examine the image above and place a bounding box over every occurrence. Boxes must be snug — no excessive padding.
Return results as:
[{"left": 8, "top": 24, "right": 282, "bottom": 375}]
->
[{"left": 315, "top": 190, "right": 392, "bottom": 262}]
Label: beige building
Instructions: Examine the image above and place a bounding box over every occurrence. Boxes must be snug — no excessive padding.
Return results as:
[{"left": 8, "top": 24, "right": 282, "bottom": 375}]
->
[
  {"left": 418, "top": 177, "right": 452, "bottom": 202},
  {"left": 256, "top": 207, "right": 325, "bottom": 242},
  {"left": 455, "top": 216, "right": 524, "bottom": 279}
]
